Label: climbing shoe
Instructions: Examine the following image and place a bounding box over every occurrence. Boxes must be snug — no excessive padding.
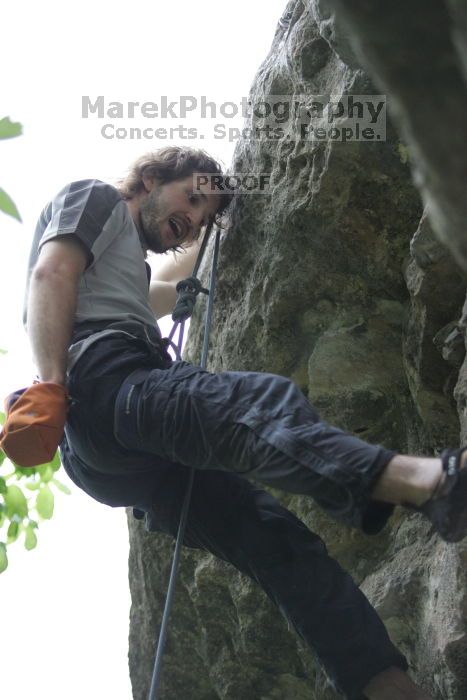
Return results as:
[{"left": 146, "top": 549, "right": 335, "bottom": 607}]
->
[{"left": 404, "top": 446, "right": 467, "bottom": 543}]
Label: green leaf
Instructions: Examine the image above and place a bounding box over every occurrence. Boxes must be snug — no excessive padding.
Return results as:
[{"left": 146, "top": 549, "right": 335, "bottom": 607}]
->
[
  {"left": 0, "top": 542, "right": 8, "bottom": 574},
  {"left": 36, "top": 463, "right": 52, "bottom": 478},
  {"left": 50, "top": 451, "right": 61, "bottom": 471},
  {"left": 7, "top": 521, "right": 19, "bottom": 543},
  {"left": 0, "top": 476, "right": 7, "bottom": 494},
  {"left": 0, "top": 188, "right": 21, "bottom": 222},
  {"left": 0, "top": 450, "right": 5, "bottom": 466},
  {"left": 15, "top": 465, "right": 38, "bottom": 479},
  {"left": 4, "top": 484, "right": 28, "bottom": 519},
  {"left": 0, "top": 410, "right": 5, "bottom": 424},
  {"left": 24, "top": 524, "right": 37, "bottom": 551},
  {"left": 39, "top": 465, "right": 54, "bottom": 483},
  {"left": 0, "top": 117, "right": 22, "bottom": 140},
  {"left": 51, "top": 477, "right": 71, "bottom": 495},
  {"left": 25, "top": 480, "right": 42, "bottom": 491},
  {"left": 36, "top": 486, "right": 54, "bottom": 519}
]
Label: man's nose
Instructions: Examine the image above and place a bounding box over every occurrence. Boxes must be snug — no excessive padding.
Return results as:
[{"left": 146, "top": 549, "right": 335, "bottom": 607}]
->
[{"left": 186, "top": 209, "right": 206, "bottom": 233}]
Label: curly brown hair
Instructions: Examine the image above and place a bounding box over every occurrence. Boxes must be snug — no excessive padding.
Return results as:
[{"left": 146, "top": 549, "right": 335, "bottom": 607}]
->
[{"left": 117, "top": 146, "right": 232, "bottom": 232}]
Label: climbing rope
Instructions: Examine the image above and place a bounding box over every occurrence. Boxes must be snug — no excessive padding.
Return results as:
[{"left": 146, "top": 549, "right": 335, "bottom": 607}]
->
[
  {"left": 166, "top": 227, "right": 213, "bottom": 360},
  {"left": 148, "top": 227, "right": 222, "bottom": 700}
]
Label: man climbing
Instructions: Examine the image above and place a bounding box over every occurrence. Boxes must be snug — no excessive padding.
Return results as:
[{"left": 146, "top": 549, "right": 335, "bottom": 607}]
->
[{"left": 1, "top": 146, "right": 466, "bottom": 700}]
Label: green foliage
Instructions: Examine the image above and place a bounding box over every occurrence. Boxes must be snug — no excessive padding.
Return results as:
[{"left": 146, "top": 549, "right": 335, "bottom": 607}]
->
[
  {"left": 0, "top": 189, "right": 21, "bottom": 222},
  {"left": 0, "top": 117, "right": 22, "bottom": 139},
  {"left": 0, "top": 356, "right": 71, "bottom": 573},
  {"left": 0, "top": 116, "right": 22, "bottom": 221}
]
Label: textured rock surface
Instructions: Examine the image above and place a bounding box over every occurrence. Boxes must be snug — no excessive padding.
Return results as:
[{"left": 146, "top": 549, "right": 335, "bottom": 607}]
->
[
  {"left": 128, "top": 2, "right": 467, "bottom": 699},
  {"left": 315, "top": 0, "right": 467, "bottom": 272}
]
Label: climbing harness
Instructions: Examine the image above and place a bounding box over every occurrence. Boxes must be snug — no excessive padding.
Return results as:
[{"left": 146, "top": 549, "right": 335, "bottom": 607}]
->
[{"left": 147, "top": 227, "right": 222, "bottom": 700}]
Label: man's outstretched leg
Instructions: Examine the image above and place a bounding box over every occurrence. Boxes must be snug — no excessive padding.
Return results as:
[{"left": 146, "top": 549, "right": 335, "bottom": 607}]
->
[{"left": 115, "top": 362, "right": 467, "bottom": 543}]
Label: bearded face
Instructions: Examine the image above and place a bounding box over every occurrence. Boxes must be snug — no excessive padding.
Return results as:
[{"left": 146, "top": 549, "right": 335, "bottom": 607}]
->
[{"left": 137, "top": 176, "right": 222, "bottom": 254}]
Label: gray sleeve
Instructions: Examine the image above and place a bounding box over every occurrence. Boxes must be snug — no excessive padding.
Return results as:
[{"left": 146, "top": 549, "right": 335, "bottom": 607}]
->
[{"left": 38, "top": 179, "right": 123, "bottom": 266}]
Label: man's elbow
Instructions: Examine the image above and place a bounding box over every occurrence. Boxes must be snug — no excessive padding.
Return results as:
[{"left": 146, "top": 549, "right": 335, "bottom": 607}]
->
[{"left": 31, "top": 262, "right": 81, "bottom": 287}]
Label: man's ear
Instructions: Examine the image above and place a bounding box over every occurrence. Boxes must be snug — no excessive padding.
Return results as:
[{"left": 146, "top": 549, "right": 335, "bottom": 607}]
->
[
  {"left": 142, "top": 172, "right": 158, "bottom": 193},
  {"left": 141, "top": 173, "right": 154, "bottom": 194}
]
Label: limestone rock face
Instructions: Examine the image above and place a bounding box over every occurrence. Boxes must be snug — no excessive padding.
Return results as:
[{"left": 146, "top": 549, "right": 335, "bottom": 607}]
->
[
  {"left": 313, "top": 0, "right": 467, "bottom": 272},
  {"left": 128, "top": 2, "right": 467, "bottom": 699}
]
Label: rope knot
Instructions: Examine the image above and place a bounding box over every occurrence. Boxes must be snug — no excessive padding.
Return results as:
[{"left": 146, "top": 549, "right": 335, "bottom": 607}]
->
[{"left": 171, "top": 276, "right": 208, "bottom": 322}]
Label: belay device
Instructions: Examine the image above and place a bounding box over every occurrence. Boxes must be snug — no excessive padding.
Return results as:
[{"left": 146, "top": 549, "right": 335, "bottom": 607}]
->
[{"left": 147, "top": 227, "right": 221, "bottom": 700}]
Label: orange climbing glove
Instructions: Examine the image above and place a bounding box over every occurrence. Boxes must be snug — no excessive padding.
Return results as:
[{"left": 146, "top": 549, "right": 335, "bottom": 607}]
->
[{"left": 0, "top": 382, "right": 69, "bottom": 467}]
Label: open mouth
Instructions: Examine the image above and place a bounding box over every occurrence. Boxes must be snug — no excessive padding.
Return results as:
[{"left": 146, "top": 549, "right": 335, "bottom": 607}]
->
[{"left": 169, "top": 217, "right": 186, "bottom": 241}]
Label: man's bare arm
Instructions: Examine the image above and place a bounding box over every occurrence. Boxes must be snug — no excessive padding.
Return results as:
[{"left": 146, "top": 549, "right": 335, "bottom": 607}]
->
[
  {"left": 27, "top": 237, "right": 87, "bottom": 385},
  {"left": 149, "top": 238, "right": 202, "bottom": 319}
]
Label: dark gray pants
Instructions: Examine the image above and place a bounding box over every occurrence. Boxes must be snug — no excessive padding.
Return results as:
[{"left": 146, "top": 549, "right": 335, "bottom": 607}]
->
[{"left": 62, "top": 335, "right": 408, "bottom": 699}]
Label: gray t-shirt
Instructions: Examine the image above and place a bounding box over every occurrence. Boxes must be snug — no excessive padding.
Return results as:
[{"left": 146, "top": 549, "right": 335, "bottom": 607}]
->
[{"left": 24, "top": 179, "right": 161, "bottom": 369}]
